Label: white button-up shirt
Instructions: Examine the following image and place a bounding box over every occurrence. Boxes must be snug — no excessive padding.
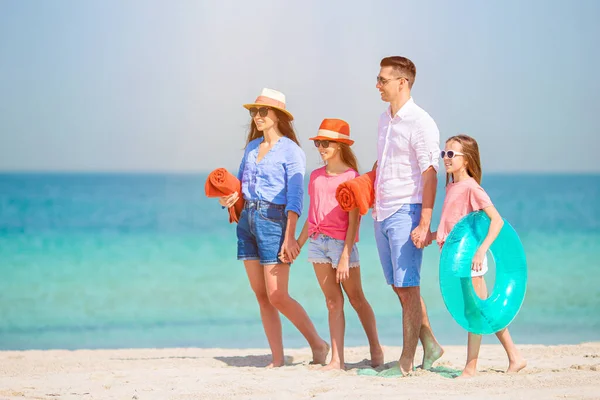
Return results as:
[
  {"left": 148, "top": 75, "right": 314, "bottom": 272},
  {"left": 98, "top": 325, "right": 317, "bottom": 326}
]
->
[{"left": 373, "top": 98, "right": 440, "bottom": 221}]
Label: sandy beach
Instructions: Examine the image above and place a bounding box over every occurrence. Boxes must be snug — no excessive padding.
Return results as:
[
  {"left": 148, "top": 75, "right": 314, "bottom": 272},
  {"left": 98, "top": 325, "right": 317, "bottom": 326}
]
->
[{"left": 1, "top": 343, "right": 599, "bottom": 400}]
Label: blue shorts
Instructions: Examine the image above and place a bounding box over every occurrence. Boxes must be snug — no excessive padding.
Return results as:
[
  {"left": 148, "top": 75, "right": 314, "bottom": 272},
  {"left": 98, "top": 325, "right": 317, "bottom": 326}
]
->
[
  {"left": 307, "top": 234, "right": 360, "bottom": 268},
  {"left": 237, "top": 200, "right": 287, "bottom": 265},
  {"left": 374, "top": 204, "right": 423, "bottom": 287}
]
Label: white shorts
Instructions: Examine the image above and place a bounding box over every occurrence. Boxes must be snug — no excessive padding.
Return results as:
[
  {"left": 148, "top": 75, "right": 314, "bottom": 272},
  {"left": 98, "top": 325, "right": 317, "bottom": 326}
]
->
[{"left": 471, "top": 255, "right": 489, "bottom": 277}]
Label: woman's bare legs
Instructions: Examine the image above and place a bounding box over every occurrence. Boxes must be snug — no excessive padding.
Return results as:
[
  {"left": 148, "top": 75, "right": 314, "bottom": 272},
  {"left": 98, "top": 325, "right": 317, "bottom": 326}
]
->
[
  {"left": 264, "top": 262, "right": 330, "bottom": 365},
  {"left": 244, "top": 260, "right": 284, "bottom": 367}
]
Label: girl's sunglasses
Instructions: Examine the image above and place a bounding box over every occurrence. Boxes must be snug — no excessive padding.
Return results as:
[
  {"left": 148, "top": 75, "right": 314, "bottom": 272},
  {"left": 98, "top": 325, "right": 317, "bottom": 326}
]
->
[
  {"left": 313, "top": 140, "right": 332, "bottom": 148},
  {"left": 249, "top": 107, "right": 270, "bottom": 118},
  {"left": 440, "top": 150, "right": 465, "bottom": 159}
]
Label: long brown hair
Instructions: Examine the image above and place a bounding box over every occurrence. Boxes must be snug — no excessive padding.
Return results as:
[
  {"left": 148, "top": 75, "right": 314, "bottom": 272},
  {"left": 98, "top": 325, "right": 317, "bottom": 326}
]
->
[
  {"left": 445, "top": 134, "right": 482, "bottom": 185},
  {"left": 339, "top": 143, "right": 359, "bottom": 173},
  {"left": 245, "top": 109, "right": 300, "bottom": 147}
]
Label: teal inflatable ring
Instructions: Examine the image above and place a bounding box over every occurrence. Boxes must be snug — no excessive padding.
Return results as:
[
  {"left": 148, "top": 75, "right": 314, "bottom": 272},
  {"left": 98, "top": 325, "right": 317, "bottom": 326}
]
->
[{"left": 439, "top": 211, "right": 527, "bottom": 335}]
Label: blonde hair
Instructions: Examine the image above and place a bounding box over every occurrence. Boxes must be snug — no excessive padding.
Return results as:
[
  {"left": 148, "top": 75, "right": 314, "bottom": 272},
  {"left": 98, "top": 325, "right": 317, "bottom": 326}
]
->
[{"left": 445, "top": 134, "right": 482, "bottom": 185}]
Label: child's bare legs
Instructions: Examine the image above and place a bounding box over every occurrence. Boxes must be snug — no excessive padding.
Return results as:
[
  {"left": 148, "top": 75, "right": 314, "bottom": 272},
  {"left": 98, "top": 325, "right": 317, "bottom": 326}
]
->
[
  {"left": 264, "top": 263, "right": 330, "bottom": 365},
  {"left": 418, "top": 297, "right": 444, "bottom": 369},
  {"left": 314, "top": 263, "right": 345, "bottom": 369},
  {"left": 496, "top": 328, "right": 527, "bottom": 373},
  {"left": 458, "top": 276, "right": 526, "bottom": 377},
  {"left": 245, "top": 260, "right": 285, "bottom": 367},
  {"left": 341, "top": 266, "right": 384, "bottom": 367},
  {"left": 458, "top": 276, "right": 487, "bottom": 378}
]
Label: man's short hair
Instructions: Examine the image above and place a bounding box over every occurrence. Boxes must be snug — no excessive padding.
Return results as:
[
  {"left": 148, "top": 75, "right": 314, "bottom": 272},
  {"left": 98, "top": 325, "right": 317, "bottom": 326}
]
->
[{"left": 380, "top": 56, "right": 416, "bottom": 88}]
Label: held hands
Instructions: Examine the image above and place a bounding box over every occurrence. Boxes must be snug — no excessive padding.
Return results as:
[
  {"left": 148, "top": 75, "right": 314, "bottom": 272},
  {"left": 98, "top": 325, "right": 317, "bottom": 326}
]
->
[
  {"left": 410, "top": 224, "right": 431, "bottom": 249},
  {"left": 472, "top": 247, "right": 486, "bottom": 272},
  {"left": 279, "top": 235, "right": 301, "bottom": 264},
  {"left": 424, "top": 231, "right": 436, "bottom": 248},
  {"left": 219, "top": 192, "right": 239, "bottom": 208}
]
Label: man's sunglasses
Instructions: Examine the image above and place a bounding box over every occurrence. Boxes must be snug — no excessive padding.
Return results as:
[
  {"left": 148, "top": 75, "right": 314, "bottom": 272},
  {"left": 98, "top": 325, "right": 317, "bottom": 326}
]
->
[
  {"left": 249, "top": 107, "right": 271, "bottom": 118},
  {"left": 440, "top": 150, "right": 465, "bottom": 159}
]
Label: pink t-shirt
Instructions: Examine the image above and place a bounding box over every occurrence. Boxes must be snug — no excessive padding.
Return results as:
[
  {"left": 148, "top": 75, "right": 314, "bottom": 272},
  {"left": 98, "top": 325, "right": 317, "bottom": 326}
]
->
[
  {"left": 308, "top": 166, "right": 360, "bottom": 242},
  {"left": 436, "top": 177, "right": 493, "bottom": 248}
]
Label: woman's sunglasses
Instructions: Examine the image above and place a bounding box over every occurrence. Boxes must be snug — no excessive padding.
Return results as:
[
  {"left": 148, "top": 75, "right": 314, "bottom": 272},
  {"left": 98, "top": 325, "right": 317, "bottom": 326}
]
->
[
  {"left": 440, "top": 150, "right": 465, "bottom": 159},
  {"left": 313, "top": 140, "right": 332, "bottom": 148},
  {"left": 249, "top": 107, "right": 271, "bottom": 118}
]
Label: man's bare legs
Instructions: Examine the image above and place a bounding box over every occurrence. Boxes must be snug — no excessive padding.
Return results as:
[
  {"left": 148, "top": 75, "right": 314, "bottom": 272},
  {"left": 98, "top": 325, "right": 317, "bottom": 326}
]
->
[
  {"left": 393, "top": 286, "right": 422, "bottom": 375},
  {"left": 418, "top": 297, "right": 444, "bottom": 369},
  {"left": 393, "top": 286, "right": 443, "bottom": 374}
]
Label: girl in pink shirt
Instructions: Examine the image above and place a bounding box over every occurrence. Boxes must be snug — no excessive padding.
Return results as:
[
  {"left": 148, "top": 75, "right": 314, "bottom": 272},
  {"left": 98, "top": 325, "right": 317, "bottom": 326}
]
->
[
  {"left": 294, "top": 119, "right": 383, "bottom": 370},
  {"left": 428, "top": 134, "right": 527, "bottom": 378}
]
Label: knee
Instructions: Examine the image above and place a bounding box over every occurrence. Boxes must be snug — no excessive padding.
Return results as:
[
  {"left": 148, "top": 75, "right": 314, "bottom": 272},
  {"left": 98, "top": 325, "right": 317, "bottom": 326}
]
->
[
  {"left": 325, "top": 294, "right": 344, "bottom": 313},
  {"left": 347, "top": 291, "right": 366, "bottom": 311},
  {"left": 254, "top": 292, "right": 271, "bottom": 308},
  {"left": 268, "top": 289, "right": 290, "bottom": 309},
  {"left": 395, "top": 287, "right": 419, "bottom": 305}
]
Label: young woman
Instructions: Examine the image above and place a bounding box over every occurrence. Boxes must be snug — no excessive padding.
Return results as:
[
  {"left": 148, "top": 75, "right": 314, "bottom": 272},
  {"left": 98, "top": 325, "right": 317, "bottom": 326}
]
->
[{"left": 219, "top": 88, "right": 329, "bottom": 368}]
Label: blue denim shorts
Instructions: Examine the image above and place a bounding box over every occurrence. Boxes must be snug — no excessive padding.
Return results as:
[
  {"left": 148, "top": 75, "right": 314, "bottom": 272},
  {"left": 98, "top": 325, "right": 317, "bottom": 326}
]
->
[
  {"left": 307, "top": 234, "right": 360, "bottom": 268},
  {"left": 237, "top": 200, "right": 287, "bottom": 265},
  {"left": 374, "top": 204, "right": 423, "bottom": 287}
]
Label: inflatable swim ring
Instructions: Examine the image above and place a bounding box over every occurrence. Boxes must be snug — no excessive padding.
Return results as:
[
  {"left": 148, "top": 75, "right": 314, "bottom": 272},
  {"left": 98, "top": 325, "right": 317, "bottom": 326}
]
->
[{"left": 439, "top": 211, "right": 527, "bottom": 335}]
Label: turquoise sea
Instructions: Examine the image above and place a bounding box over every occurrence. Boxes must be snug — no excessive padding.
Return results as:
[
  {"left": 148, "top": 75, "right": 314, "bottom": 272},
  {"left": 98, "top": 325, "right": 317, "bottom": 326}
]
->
[{"left": 0, "top": 173, "right": 599, "bottom": 350}]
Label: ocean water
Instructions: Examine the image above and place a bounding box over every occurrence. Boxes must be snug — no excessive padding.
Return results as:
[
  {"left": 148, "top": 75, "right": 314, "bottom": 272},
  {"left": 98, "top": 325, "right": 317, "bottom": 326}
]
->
[{"left": 0, "top": 173, "right": 599, "bottom": 350}]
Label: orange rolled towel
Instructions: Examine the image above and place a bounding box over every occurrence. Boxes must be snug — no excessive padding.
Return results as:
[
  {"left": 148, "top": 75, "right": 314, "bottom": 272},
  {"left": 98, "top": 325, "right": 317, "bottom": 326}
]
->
[
  {"left": 335, "top": 170, "right": 376, "bottom": 216},
  {"left": 205, "top": 168, "right": 244, "bottom": 223}
]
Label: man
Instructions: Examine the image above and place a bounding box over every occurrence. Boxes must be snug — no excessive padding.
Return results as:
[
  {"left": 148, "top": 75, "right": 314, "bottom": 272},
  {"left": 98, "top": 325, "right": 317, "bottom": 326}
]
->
[{"left": 373, "top": 56, "right": 444, "bottom": 375}]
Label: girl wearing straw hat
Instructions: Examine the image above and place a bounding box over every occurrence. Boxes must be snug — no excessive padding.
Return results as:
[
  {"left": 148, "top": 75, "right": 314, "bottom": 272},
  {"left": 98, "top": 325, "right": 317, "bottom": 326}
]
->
[{"left": 219, "top": 88, "right": 329, "bottom": 367}]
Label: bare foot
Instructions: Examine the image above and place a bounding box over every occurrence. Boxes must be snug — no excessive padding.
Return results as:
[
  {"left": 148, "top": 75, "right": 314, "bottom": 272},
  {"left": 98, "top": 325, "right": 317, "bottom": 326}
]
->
[
  {"left": 321, "top": 361, "right": 345, "bottom": 371},
  {"left": 456, "top": 368, "right": 476, "bottom": 379},
  {"left": 398, "top": 357, "right": 414, "bottom": 376},
  {"left": 310, "top": 341, "right": 330, "bottom": 365},
  {"left": 421, "top": 342, "right": 444, "bottom": 370},
  {"left": 370, "top": 346, "right": 384, "bottom": 367},
  {"left": 265, "top": 360, "right": 285, "bottom": 368},
  {"left": 507, "top": 357, "right": 527, "bottom": 373}
]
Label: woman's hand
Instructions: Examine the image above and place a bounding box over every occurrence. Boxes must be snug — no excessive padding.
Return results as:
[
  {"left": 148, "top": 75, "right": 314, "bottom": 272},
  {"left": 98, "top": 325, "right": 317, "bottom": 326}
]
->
[
  {"left": 219, "top": 192, "right": 239, "bottom": 208},
  {"left": 280, "top": 235, "right": 300, "bottom": 264},
  {"left": 472, "top": 248, "right": 486, "bottom": 272}
]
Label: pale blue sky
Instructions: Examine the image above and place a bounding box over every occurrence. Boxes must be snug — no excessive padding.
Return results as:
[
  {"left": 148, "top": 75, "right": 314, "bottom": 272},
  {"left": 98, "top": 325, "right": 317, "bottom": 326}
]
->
[{"left": 1, "top": 0, "right": 598, "bottom": 173}]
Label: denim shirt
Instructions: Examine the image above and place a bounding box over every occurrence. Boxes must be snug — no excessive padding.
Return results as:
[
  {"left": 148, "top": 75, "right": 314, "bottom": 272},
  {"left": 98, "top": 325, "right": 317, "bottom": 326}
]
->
[{"left": 237, "top": 136, "right": 306, "bottom": 217}]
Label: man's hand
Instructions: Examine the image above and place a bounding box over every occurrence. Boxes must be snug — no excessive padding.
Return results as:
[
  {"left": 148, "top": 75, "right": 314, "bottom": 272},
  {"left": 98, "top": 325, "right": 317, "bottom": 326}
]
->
[{"left": 411, "top": 224, "right": 430, "bottom": 249}]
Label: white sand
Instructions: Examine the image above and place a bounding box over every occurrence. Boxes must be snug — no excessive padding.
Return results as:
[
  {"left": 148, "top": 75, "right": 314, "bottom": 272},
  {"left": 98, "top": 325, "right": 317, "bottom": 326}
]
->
[{"left": 1, "top": 343, "right": 599, "bottom": 400}]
